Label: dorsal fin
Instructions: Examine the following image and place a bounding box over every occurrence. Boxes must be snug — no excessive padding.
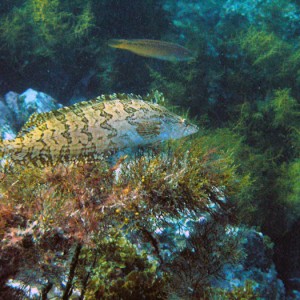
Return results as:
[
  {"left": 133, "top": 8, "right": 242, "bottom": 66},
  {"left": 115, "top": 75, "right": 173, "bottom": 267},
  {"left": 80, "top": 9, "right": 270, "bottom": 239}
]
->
[
  {"left": 17, "top": 111, "right": 53, "bottom": 137},
  {"left": 16, "top": 93, "right": 146, "bottom": 137},
  {"left": 16, "top": 99, "right": 99, "bottom": 137},
  {"left": 144, "top": 90, "right": 165, "bottom": 105},
  {"left": 96, "top": 93, "right": 143, "bottom": 101}
]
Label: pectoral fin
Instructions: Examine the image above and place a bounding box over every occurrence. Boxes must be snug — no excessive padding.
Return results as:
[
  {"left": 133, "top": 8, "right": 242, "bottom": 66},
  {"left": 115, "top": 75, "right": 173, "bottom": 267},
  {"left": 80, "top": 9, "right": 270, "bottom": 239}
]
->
[{"left": 136, "top": 121, "right": 161, "bottom": 139}]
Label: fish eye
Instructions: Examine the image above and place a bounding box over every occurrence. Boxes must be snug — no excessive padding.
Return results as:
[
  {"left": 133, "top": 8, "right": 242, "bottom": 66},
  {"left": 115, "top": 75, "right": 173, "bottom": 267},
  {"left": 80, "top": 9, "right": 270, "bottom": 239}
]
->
[{"left": 180, "top": 118, "right": 189, "bottom": 126}]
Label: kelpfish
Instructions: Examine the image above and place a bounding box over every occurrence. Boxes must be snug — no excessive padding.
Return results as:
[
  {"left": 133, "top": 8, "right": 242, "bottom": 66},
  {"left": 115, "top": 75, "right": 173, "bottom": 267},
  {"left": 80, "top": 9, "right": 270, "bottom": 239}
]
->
[
  {"left": 0, "top": 94, "right": 198, "bottom": 166},
  {"left": 108, "top": 39, "right": 194, "bottom": 62}
]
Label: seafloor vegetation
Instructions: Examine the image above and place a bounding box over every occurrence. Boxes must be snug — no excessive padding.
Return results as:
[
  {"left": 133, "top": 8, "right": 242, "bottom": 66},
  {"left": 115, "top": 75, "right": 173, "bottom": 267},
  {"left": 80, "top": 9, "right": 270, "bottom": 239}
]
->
[
  {"left": 0, "top": 138, "right": 249, "bottom": 298},
  {"left": 0, "top": 0, "right": 300, "bottom": 299}
]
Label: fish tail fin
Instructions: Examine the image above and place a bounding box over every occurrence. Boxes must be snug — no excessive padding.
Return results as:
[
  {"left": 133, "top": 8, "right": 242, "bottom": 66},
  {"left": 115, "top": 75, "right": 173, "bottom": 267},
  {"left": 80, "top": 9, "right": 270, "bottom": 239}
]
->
[{"left": 108, "top": 39, "right": 125, "bottom": 49}]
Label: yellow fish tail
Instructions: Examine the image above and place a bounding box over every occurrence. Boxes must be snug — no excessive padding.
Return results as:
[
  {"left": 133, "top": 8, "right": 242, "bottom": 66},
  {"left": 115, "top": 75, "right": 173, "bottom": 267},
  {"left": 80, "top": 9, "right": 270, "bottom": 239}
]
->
[{"left": 108, "top": 39, "right": 127, "bottom": 49}]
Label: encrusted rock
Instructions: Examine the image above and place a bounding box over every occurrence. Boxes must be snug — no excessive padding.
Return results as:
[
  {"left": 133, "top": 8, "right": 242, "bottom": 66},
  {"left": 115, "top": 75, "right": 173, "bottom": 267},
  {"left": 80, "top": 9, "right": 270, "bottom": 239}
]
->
[
  {"left": 4, "top": 91, "right": 19, "bottom": 114},
  {"left": 0, "top": 100, "right": 15, "bottom": 140},
  {"left": 0, "top": 89, "right": 62, "bottom": 138},
  {"left": 18, "top": 88, "right": 60, "bottom": 123},
  {"left": 211, "top": 229, "right": 285, "bottom": 300}
]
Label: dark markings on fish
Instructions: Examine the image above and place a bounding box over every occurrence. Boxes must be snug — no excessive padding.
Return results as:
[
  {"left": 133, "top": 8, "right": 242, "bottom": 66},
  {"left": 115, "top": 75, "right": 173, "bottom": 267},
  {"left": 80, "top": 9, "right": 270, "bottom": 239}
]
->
[
  {"left": 0, "top": 94, "right": 198, "bottom": 167},
  {"left": 148, "top": 103, "right": 164, "bottom": 113},
  {"left": 136, "top": 121, "right": 161, "bottom": 139},
  {"left": 36, "top": 133, "right": 47, "bottom": 147},
  {"left": 80, "top": 117, "right": 93, "bottom": 142},
  {"left": 126, "top": 116, "right": 138, "bottom": 127},
  {"left": 123, "top": 103, "right": 138, "bottom": 114},
  {"left": 59, "top": 145, "right": 71, "bottom": 162},
  {"left": 73, "top": 106, "right": 85, "bottom": 118},
  {"left": 93, "top": 102, "right": 105, "bottom": 112},
  {"left": 50, "top": 129, "right": 59, "bottom": 145},
  {"left": 61, "top": 124, "right": 72, "bottom": 144},
  {"left": 82, "top": 124, "right": 93, "bottom": 143},
  {"left": 100, "top": 109, "right": 115, "bottom": 134},
  {"left": 53, "top": 110, "right": 66, "bottom": 122}
]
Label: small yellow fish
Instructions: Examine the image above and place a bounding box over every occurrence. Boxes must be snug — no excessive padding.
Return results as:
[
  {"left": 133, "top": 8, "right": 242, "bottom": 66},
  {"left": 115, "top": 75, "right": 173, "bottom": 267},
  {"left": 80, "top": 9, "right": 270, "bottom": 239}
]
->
[{"left": 108, "top": 39, "right": 194, "bottom": 62}]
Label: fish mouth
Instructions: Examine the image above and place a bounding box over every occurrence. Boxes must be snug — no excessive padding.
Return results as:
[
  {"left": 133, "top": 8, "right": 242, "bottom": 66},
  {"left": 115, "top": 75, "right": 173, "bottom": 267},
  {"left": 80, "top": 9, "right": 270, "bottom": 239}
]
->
[{"left": 183, "top": 123, "right": 198, "bottom": 136}]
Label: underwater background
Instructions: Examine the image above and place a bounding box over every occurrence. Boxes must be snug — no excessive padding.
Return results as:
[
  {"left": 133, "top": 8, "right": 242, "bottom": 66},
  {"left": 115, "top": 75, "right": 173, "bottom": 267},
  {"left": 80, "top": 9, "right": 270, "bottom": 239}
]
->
[{"left": 0, "top": 0, "right": 299, "bottom": 299}]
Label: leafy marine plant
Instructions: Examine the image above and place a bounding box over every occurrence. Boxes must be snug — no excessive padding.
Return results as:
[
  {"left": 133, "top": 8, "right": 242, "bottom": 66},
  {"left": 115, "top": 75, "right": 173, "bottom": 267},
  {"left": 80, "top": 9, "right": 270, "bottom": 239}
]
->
[
  {"left": 0, "top": 133, "right": 247, "bottom": 299},
  {"left": 270, "top": 89, "right": 300, "bottom": 128},
  {"left": 230, "top": 88, "right": 300, "bottom": 238},
  {"left": 239, "top": 29, "right": 291, "bottom": 66},
  {"left": 0, "top": 0, "right": 99, "bottom": 100},
  {"left": 0, "top": 0, "right": 94, "bottom": 61},
  {"left": 0, "top": 0, "right": 170, "bottom": 98},
  {"left": 166, "top": 221, "right": 243, "bottom": 299},
  {"left": 148, "top": 37, "right": 218, "bottom": 125},
  {"left": 81, "top": 231, "right": 167, "bottom": 300},
  {"left": 277, "top": 159, "right": 300, "bottom": 225},
  {"left": 234, "top": 28, "right": 300, "bottom": 98},
  {"left": 205, "top": 280, "right": 259, "bottom": 300}
]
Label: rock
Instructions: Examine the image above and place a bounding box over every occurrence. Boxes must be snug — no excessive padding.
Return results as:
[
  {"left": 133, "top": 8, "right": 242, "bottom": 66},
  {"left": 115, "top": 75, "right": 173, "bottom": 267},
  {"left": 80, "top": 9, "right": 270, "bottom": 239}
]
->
[
  {"left": 0, "top": 125, "right": 16, "bottom": 141},
  {"left": 0, "top": 100, "right": 15, "bottom": 140},
  {"left": 275, "top": 219, "right": 300, "bottom": 297},
  {"left": 4, "top": 91, "right": 20, "bottom": 114},
  {"left": 153, "top": 213, "right": 285, "bottom": 299},
  {"left": 1, "top": 89, "right": 62, "bottom": 138},
  {"left": 288, "top": 289, "right": 300, "bottom": 300},
  {"left": 18, "top": 89, "right": 60, "bottom": 124},
  {"left": 211, "top": 229, "right": 285, "bottom": 299},
  {"left": 0, "top": 99, "right": 13, "bottom": 124},
  {"left": 242, "top": 230, "right": 273, "bottom": 271},
  {"left": 149, "top": 208, "right": 285, "bottom": 299},
  {"left": 234, "top": 264, "right": 284, "bottom": 299}
]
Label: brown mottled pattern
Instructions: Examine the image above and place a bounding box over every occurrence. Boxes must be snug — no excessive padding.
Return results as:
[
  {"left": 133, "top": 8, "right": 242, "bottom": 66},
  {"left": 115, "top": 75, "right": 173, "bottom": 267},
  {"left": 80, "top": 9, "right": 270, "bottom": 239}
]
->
[
  {"left": 1, "top": 95, "right": 198, "bottom": 167},
  {"left": 136, "top": 121, "right": 161, "bottom": 138}
]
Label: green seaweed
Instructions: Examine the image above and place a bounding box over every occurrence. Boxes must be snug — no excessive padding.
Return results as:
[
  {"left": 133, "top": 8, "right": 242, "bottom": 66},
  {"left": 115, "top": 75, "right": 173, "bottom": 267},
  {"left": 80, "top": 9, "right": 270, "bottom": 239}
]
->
[
  {"left": 237, "top": 29, "right": 293, "bottom": 89},
  {"left": 81, "top": 231, "right": 167, "bottom": 299},
  {"left": 206, "top": 280, "right": 260, "bottom": 300},
  {"left": 230, "top": 88, "right": 300, "bottom": 238},
  {"left": 270, "top": 89, "right": 300, "bottom": 127},
  {"left": 167, "top": 222, "right": 244, "bottom": 299},
  {"left": 1, "top": 1, "right": 300, "bottom": 296},
  {"left": 0, "top": 133, "right": 248, "bottom": 298},
  {"left": 0, "top": 0, "right": 94, "bottom": 60}
]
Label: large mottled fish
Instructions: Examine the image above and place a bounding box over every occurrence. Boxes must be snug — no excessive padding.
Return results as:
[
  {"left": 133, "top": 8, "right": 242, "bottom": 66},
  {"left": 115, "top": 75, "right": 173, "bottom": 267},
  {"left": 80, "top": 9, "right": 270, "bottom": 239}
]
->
[
  {"left": 108, "top": 39, "right": 194, "bottom": 62},
  {"left": 0, "top": 94, "right": 198, "bottom": 167}
]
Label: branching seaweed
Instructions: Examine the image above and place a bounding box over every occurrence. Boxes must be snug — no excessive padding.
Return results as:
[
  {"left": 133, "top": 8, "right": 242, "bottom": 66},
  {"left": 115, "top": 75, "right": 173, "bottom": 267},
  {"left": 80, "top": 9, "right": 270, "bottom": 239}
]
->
[{"left": 0, "top": 136, "right": 246, "bottom": 298}]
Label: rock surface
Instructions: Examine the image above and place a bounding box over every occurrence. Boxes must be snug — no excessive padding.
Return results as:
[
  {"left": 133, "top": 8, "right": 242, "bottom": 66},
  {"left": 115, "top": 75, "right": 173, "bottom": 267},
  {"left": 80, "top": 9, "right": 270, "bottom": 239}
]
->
[
  {"left": 155, "top": 214, "right": 285, "bottom": 299},
  {"left": 211, "top": 230, "right": 285, "bottom": 299},
  {"left": 163, "top": 0, "right": 300, "bottom": 39},
  {"left": 0, "top": 99, "right": 15, "bottom": 140},
  {"left": 0, "top": 89, "right": 62, "bottom": 139}
]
